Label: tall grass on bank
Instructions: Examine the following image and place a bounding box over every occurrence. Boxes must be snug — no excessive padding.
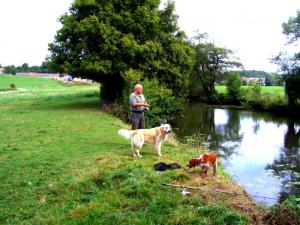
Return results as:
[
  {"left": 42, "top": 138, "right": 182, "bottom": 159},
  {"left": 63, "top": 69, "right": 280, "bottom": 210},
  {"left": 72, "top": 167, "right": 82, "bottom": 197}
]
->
[
  {"left": 216, "top": 85, "right": 293, "bottom": 114},
  {"left": 216, "top": 85, "right": 285, "bottom": 96},
  {"left": 0, "top": 76, "right": 249, "bottom": 224}
]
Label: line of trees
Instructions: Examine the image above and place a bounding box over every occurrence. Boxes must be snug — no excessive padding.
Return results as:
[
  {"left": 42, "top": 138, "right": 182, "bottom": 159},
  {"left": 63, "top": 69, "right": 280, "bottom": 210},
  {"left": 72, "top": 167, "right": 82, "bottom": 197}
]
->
[
  {"left": 1, "top": 62, "right": 52, "bottom": 74},
  {"left": 4, "top": 0, "right": 296, "bottom": 122},
  {"left": 47, "top": 0, "right": 242, "bottom": 103},
  {"left": 239, "top": 70, "right": 284, "bottom": 86}
]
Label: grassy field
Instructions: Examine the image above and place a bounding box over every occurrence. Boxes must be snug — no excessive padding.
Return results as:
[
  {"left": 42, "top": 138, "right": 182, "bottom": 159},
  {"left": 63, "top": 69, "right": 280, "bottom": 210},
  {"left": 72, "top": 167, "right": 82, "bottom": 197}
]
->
[
  {"left": 0, "top": 75, "right": 62, "bottom": 89},
  {"left": 216, "top": 85, "right": 285, "bottom": 96},
  {"left": 0, "top": 75, "right": 263, "bottom": 224}
]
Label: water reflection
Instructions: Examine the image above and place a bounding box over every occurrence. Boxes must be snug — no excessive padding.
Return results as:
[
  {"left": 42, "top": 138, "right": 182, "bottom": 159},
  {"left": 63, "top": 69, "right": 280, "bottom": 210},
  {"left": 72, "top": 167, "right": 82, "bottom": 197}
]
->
[{"left": 174, "top": 104, "right": 300, "bottom": 205}]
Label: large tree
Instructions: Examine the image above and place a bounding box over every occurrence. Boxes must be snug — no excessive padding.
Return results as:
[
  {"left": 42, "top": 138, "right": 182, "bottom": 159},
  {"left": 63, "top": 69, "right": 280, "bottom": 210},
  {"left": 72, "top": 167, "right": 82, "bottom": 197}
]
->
[
  {"left": 47, "top": 0, "right": 194, "bottom": 101},
  {"left": 274, "top": 10, "right": 300, "bottom": 108},
  {"left": 191, "top": 33, "right": 242, "bottom": 99}
]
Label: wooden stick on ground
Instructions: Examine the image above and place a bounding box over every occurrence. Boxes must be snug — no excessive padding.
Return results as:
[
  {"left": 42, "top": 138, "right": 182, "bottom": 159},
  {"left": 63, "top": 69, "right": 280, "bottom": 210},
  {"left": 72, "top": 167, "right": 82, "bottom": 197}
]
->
[{"left": 161, "top": 183, "right": 277, "bottom": 200}]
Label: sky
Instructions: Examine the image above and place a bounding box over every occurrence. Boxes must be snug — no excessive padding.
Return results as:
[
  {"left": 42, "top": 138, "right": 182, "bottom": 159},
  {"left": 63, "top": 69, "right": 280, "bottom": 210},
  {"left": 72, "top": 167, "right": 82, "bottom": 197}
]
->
[{"left": 0, "top": 0, "right": 299, "bottom": 72}]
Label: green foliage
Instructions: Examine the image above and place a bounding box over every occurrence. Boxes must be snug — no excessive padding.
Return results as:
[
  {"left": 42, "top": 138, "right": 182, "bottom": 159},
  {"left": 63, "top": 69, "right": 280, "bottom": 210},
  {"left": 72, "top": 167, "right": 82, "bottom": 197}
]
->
[
  {"left": 190, "top": 33, "right": 242, "bottom": 100},
  {"left": 121, "top": 69, "right": 142, "bottom": 103},
  {"left": 48, "top": 0, "right": 194, "bottom": 101},
  {"left": 142, "top": 79, "right": 184, "bottom": 127},
  {"left": 9, "top": 83, "right": 16, "bottom": 89},
  {"left": 265, "top": 73, "right": 284, "bottom": 86},
  {"left": 183, "top": 131, "right": 204, "bottom": 150},
  {"left": 225, "top": 71, "right": 242, "bottom": 102},
  {"left": 260, "top": 93, "right": 287, "bottom": 111},
  {"left": 3, "top": 61, "right": 52, "bottom": 74},
  {"left": 197, "top": 205, "right": 247, "bottom": 225},
  {"left": 3, "top": 65, "right": 17, "bottom": 75},
  {"left": 215, "top": 85, "right": 289, "bottom": 112},
  {"left": 284, "top": 195, "right": 300, "bottom": 216},
  {"left": 282, "top": 9, "right": 300, "bottom": 43},
  {"left": 240, "top": 83, "right": 262, "bottom": 108},
  {"left": 239, "top": 70, "right": 270, "bottom": 78},
  {"left": 285, "top": 74, "right": 300, "bottom": 108},
  {"left": 115, "top": 78, "right": 184, "bottom": 128},
  {"left": 97, "top": 78, "right": 185, "bottom": 128},
  {"left": 238, "top": 85, "right": 289, "bottom": 112},
  {"left": 273, "top": 10, "right": 300, "bottom": 109},
  {"left": 238, "top": 70, "right": 284, "bottom": 86}
]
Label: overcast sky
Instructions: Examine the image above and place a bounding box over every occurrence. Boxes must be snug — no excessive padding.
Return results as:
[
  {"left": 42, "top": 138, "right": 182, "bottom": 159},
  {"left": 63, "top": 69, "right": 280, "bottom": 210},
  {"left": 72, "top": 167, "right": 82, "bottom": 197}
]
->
[{"left": 0, "top": 0, "right": 299, "bottom": 72}]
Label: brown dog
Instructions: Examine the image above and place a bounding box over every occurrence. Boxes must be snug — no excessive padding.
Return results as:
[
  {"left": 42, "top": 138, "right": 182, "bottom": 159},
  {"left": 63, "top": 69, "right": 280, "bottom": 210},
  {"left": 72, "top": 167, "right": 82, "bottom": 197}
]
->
[{"left": 187, "top": 152, "right": 218, "bottom": 178}]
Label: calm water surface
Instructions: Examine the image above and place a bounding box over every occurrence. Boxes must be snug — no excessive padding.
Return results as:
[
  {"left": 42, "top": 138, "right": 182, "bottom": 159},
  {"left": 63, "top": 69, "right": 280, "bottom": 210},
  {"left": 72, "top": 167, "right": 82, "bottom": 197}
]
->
[{"left": 174, "top": 104, "right": 300, "bottom": 205}]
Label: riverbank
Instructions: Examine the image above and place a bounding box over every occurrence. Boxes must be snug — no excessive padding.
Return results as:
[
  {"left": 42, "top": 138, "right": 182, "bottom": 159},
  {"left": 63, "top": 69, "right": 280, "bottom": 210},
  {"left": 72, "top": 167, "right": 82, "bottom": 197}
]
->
[
  {"left": 189, "top": 85, "right": 300, "bottom": 120},
  {"left": 0, "top": 79, "right": 267, "bottom": 225},
  {"left": 187, "top": 97, "right": 300, "bottom": 121}
]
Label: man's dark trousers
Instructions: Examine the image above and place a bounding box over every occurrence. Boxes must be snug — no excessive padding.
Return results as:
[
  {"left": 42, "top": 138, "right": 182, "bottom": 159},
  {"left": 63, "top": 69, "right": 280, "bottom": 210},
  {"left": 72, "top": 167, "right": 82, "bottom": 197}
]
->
[{"left": 131, "top": 111, "right": 145, "bottom": 130}]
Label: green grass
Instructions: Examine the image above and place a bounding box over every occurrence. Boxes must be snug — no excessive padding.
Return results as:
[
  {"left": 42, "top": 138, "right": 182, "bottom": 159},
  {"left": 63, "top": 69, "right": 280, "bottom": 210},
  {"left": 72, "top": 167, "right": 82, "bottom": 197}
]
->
[
  {"left": 216, "top": 85, "right": 285, "bottom": 96},
  {"left": 0, "top": 76, "right": 250, "bottom": 224},
  {"left": 0, "top": 74, "right": 62, "bottom": 89},
  {"left": 215, "top": 85, "right": 227, "bottom": 94}
]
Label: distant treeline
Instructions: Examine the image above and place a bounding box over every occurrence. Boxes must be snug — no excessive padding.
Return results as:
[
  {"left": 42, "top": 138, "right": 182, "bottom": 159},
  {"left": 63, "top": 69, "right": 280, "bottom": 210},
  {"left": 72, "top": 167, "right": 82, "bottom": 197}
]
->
[
  {"left": 238, "top": 70, "right": 284, "bottom": 86},
  {"left": 239, "top": 70, "right": 272, "bottom": 78},
  {"left": 0, "top": 62, "right": 53, "bottom": 74}
]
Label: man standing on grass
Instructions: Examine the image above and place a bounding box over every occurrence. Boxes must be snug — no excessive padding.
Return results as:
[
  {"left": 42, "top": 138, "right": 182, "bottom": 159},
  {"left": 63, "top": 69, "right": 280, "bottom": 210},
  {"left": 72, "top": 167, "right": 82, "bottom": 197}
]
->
[{"left": 129, "top": 84, "right": 150, "bottom": 130}]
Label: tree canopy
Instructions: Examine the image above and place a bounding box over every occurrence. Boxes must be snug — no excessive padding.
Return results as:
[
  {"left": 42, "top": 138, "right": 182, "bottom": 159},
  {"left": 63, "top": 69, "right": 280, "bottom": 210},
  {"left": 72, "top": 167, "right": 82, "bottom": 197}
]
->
[
  {"left": 274, "top": 10, "right": 300, "bottom": 108},
  {"left": 48, "top": 0, "right": 194, "bottom": 101},
  {"left": 191, "top": 33, "right": 242, "bottom": 99},
  {"left": 282, "top": 9, "right": 300, "bottom": 44}
]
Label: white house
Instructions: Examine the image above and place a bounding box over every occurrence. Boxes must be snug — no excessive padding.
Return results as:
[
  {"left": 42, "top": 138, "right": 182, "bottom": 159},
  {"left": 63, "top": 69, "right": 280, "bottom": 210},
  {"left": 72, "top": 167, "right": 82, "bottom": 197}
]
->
[{"left": 0, "top": 67, "right": 5, "bottom": 74}]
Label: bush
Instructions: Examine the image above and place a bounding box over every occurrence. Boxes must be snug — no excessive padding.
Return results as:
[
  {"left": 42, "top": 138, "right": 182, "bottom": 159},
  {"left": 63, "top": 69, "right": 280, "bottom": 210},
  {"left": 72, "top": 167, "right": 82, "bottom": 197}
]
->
[
  {"left": 141, "top": 79, "right": 184, "bottom": 127},
  {"left": 10, "top": 83, "right": 16, "bottom": 89},
  {"left": 261, "top": 93, "right": 287, "bottom": 111},
  {"left": 110, "top": 77, "right": 185, "bottom": 128},
  {"left": 225, "top": 71, "right": 242, "bottom": 103},
  {"left": 240, "top": 83, "right": 263, "bottom": 109}
]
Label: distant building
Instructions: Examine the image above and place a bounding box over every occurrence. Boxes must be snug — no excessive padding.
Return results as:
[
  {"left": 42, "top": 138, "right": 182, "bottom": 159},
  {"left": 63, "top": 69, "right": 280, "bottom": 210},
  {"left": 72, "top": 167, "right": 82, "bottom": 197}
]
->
[
  {"left": 241, "top": 77, "right": 266, "bottom": 85},
  {"left": 0, "top": 67, "right": 4, "bottom": 74},
  {"left": 16, "top": 72, "right": 60, "bottom": 78}
]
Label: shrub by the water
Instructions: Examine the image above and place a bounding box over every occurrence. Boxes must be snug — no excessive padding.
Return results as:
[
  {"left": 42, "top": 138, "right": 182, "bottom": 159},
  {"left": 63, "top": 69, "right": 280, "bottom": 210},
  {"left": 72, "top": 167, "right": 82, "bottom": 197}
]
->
[{"left": 109, "top": 78, "right": 184, "bottom": 128}]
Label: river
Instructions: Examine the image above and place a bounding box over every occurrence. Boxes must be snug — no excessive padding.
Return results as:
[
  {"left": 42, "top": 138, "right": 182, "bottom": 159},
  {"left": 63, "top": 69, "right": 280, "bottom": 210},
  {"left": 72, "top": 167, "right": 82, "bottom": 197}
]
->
[{"left": 173, "top": 103, "right": 300, "bottom": 206}]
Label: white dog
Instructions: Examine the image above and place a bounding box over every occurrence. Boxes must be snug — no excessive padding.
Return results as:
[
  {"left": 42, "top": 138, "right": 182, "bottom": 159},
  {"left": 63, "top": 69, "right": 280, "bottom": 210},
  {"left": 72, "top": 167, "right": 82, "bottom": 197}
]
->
[{"left": 118, "top": 124, "right": 172, "bottom": 157}]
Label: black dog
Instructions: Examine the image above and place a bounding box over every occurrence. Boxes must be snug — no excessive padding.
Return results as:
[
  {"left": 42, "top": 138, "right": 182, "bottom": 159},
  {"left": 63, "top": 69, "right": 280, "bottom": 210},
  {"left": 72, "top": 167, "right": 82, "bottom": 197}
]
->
[{"left": 154, "top": 162, "right": 181, "bottom": 171}]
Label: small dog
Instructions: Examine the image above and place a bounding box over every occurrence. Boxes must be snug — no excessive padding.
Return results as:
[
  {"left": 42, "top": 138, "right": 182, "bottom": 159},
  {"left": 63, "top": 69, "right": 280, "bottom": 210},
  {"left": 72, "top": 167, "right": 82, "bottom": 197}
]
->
[
  {"left": 118, "top": 124, "right": 172, "bottom": 157},
  {"left": 187, "top": 152, "right": 218, "bottom": 178}
]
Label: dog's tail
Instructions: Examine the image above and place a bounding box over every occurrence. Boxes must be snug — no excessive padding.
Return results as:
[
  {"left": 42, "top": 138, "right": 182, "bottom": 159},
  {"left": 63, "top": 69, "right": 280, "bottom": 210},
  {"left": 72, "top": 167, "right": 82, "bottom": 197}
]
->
[{"left": 118, "top": 129, "right": 132, "bottom": 140}]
